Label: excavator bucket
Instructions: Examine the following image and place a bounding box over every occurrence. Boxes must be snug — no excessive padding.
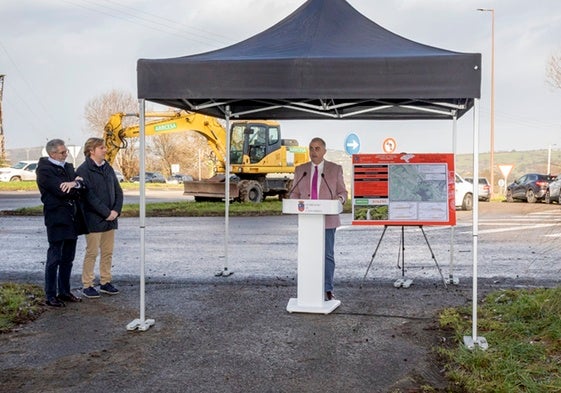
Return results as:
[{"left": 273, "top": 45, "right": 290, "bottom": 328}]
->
[{"left": 183, "top": 175, "right": 240, "bottom": 201}]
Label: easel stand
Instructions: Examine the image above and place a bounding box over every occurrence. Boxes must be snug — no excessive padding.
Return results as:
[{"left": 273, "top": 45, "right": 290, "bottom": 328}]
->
[
  {"left": 282, "top": 199, "right": 343, "bottom": 314},
  {"left": 360, "top": 225, "right": 447, "bottom": 288}
]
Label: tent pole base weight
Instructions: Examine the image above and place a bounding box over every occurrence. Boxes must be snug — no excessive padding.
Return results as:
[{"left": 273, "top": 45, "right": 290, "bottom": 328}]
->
[
  {"left": 463, "top": 335, "right": 488, "bottom": 350},
  {"left": 127, "top": 318, "right": 155, "bottom": 331}
]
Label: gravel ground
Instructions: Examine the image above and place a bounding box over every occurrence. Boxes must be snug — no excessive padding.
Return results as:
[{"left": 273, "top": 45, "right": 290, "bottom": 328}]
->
[{"left": 0, "top": 274, "right": 480, "bottom": 393}]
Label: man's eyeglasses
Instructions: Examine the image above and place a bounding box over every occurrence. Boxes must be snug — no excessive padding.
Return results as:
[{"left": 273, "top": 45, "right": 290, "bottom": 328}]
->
[{"left": 55, "top": 150, "right": 68, "bottom": 155}]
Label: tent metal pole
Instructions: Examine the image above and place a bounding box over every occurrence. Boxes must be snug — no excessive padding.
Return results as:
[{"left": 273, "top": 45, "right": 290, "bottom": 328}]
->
[
  {"left": 463, "top": 98, "right": 487, "bottom": 349},
  {"left": 216, "top": 106, "right": 233, "bottom": 277},
  {"left": 126, "top": 98, "right": 154, "bottom": 331},
  {"left": 447, "top": 114, "right": 459, "bottom": 285}
]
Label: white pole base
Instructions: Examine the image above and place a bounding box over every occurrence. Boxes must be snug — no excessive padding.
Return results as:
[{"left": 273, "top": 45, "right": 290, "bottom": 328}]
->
[
  {"left": 463, "top": 335, "right": 488, "bottom": 350},
  {"left": 286, "top": 298, "right": 341, "bottom": 314},
  {"left": 127, "top": 318, "right": 155, "bottom": 331},
  {"left": 215, "top": 268, "right": 234, "bottom": 277},
  {"left": 393, "top": 278, "right": 413, "bottom": 288},
  {"left": 445, "top": 276, "right": 460, "bottom": 285}
]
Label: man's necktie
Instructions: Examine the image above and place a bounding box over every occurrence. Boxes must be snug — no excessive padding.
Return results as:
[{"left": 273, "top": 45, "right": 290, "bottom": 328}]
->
[{"left": 311, "top": 165, "right": 318, "bottom": 199}]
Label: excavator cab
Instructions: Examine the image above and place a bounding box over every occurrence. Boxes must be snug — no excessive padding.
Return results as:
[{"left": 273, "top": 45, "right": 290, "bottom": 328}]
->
[
  {"left": 230, "top": 125, "right": 246, "bottom": 165},
  {"left": 247, "top": 125, "right": 267, "bottom": 163},
  {"left": 230, "top": 122, "right": 282, "bottom": 165}
]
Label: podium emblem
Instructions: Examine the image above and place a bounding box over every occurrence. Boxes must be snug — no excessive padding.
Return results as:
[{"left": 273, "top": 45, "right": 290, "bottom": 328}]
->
[{"left": 297, "top": 200, "right": 305, "bottom": 212}]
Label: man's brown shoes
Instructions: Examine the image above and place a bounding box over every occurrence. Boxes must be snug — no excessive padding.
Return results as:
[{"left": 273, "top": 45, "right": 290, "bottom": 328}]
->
[{"left": 57, "top": 293, "right": 82, "bottom": 303}]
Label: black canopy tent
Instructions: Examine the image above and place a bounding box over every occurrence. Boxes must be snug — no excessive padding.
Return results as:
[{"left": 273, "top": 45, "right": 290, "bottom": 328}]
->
[
  {"left": 132, "top": 0, "right": 486, "bottom": 348},
  {"left": 137, "top": 0, "right": 480, "bottom": 121}
]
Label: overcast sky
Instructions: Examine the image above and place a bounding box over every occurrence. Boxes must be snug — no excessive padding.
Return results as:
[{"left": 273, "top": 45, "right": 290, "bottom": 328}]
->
[{"left": 1, "top": 0, "right": 560, "bottom": 157}]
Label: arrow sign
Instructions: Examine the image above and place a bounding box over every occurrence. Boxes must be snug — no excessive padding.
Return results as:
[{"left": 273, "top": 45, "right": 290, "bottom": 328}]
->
[{"left": 344, "top": 133, "right": 361, "bottom": 155}]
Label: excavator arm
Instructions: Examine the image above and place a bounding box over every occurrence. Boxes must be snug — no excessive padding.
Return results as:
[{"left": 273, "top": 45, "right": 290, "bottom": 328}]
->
[
  {"left": 103, "top": 110, "right": 309, "bottom": 202},
  {"left": 104, "top": 110, "right": 228, "bottom": 171}
]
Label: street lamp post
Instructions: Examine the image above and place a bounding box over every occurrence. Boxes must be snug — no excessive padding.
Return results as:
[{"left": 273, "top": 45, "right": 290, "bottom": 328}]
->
[
  {"left": 548, "top": 144, "right": 557, "bottom": 175},
  {"left": 478, "top": 8, "right": 495, "bottom": 196}
]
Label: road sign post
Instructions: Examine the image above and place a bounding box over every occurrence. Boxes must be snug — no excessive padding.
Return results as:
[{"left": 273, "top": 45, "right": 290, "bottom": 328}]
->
[
  {"left": 498, "top": 164, "right": 513, "bottom": 195},
  {"left": 67, "top": 145, "right": 81, "bottom": 166}
]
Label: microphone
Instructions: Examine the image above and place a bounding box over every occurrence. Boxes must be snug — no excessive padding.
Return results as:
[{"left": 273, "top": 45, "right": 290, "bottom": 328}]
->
[
  {"left": 288, "top": 171, "right": 307, "bottom": 197},
  {"left": 321, "top": 173, "right": 334, "bottom": 199}
]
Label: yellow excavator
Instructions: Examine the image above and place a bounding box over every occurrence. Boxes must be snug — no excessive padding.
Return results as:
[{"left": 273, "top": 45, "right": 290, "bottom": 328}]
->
[{"left": 103, "top": 110, "right": 309, "bottom": 202}]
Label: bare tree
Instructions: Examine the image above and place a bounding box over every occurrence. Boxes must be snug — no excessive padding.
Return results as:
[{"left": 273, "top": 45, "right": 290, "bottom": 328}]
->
[
  {"left": 187, "top": 133, "right": 222, "bottom": 179},
  {"left": 149, "top": 134, "right": 182, "bottom": 177},
  {"left": 83, "top": 90, "right": 139, "bottom": 176},
  {"left": 84, "top": 90, "right": 217, "bottom": 179},
  {"left": 84, "top": 90, "right": 138, "bottom": 134},
  {"left": 546, "top": 52, "right": 561, "bottom": 89},
  {"left": 117, "top": 138, "right": 140, "bottom": 180},
  {"left": 150, "top": 132, "right": 214, "bottom": 178}
]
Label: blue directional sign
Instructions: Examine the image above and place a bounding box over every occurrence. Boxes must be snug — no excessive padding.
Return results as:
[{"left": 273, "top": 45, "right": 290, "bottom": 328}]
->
[{"left": 344, "top": 133, "right": 361, "bottom": 155}]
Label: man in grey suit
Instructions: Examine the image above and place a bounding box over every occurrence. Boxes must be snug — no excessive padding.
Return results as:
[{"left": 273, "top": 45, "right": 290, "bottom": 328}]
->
[{"left": 289, "top": 137, "right": 348, "bottom": 300}]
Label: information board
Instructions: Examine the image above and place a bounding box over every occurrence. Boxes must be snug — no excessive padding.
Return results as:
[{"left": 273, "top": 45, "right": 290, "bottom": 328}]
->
[{"left": 352, "top": 153, "right": 456, "bottom": 226}]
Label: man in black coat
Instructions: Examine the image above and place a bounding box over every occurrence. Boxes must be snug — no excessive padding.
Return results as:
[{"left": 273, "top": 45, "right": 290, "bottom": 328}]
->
[
  {"left": 36, "top": 139, "right": 87, "bottom": 307},
  {"left": 76, "top": 137, "right": 123, "bottom": 298}
]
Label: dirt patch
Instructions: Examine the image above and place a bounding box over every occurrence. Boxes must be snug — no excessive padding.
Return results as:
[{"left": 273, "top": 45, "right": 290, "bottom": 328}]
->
[{"left": 0, "top": 277, "right": 494, "bottom": 392}]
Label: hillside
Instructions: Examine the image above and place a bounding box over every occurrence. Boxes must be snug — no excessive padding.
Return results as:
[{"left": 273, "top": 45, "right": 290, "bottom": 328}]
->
[
  {"left": 326, "top": 148, "right": 561, "bottom": 193},
  {"left": 6, "top": 146, "right": 560, "bottom": 190},
  {"left": 454, "top": 149, "right": 561, "bottom": 181}
]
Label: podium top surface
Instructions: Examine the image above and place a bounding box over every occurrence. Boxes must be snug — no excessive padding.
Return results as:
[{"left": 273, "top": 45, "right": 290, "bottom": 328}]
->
[{"left": 282, "top": 199, "right": 343, "bottom": 215}]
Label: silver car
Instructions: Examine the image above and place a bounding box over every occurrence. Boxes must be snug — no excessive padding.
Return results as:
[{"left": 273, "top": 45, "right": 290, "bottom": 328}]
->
[
  {"left": 113, "top": 169, "right": 125, "bottom": 182},
  {"left": 465, "top": 177, "right": 491, "bottom": 202},
  {"left": 545, "top": 176, "right": 561, "bottom": 204}
]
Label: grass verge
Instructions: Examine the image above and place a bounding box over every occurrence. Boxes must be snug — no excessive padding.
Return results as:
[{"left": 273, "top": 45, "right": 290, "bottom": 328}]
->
[
  {"left": 0, "top": 181, "right": 179, "bottom": 192},
  {"left": 438, "top": 286, "right": 561, "bottom": 392},
  {"left": 2, "top": 199, "right": 353, "bottom": 217},
  {"left": 0, "top": 282, "right": 45, "bottom": 333}
]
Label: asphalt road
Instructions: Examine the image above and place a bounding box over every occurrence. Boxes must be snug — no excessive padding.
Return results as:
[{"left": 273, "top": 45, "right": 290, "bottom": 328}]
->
[
  {"left": 2, "top": 197, "right": 561, "bottom": 283},
  {"left": 0, "top": 189, "right": 188, "bottom": 211}
]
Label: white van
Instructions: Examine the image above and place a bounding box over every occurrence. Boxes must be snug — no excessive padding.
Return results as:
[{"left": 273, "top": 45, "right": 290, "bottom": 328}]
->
[{"left": 455, "top": 173, "right": 474, "bottom": 210}]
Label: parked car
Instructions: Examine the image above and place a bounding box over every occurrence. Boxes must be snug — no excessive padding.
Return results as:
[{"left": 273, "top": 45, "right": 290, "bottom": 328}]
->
[
  {"left": 114, "top": 170, "right": 125, "bottom": 182},
  {"left": 130, "top": 171, "right": 166, "bottom": 183},
  {"left": 465, "top": 177, "right": 491, "bottom": 202},
  {"left": 506, "top": 173, "right": 556, "bottom": 203},
  {"left": 545, "top": 176, "right": 561, "bottom": 204},
  {"left": 0, "top": 160, "right": 38, "bottom": 182},
  {"left": 455, "top": 173, "right": 474, "bottom": 211},
  {"left": 167, "top": 174, "right": 193, "bottom": 184}
]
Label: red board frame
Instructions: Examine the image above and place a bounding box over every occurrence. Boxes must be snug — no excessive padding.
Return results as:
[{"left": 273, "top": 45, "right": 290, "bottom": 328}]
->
[{"left": 351, "top": 153, "right": 456, "bottom": 226}]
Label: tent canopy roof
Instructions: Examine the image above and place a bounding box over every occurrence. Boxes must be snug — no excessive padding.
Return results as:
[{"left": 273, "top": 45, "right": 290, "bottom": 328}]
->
[{"left": 137, "top": 0, "right": 481, "bottom": 120}]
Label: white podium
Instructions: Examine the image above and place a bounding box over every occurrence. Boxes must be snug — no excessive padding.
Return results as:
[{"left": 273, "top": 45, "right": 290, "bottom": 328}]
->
[{"left": 282, "top": 199, "right": 343, "bottom": 314}]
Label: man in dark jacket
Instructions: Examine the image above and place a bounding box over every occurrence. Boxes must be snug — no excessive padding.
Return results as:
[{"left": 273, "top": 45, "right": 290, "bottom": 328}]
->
[
  {"left": 76, "top": 137, "right": 123, "bottom": 298},
  {"left": 36, "top": 139, "right": 87, "bottom": 307}
]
